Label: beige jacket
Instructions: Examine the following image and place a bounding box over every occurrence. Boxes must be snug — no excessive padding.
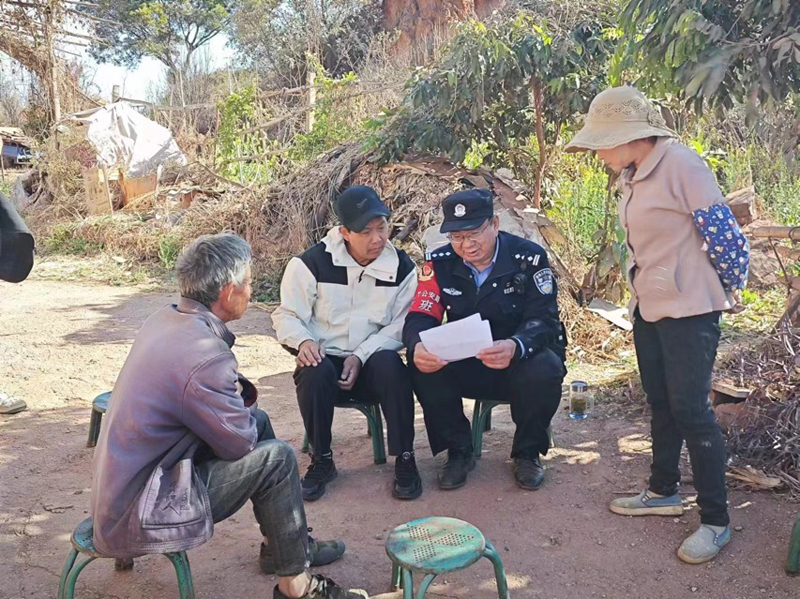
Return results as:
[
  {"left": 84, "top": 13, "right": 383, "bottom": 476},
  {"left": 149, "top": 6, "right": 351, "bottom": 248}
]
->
[
  {"left": 272, "top": 228, "right": 417, "bottom": 363},
  {"left": 620, "top": 138, "right": 734, "bottom": 322}
]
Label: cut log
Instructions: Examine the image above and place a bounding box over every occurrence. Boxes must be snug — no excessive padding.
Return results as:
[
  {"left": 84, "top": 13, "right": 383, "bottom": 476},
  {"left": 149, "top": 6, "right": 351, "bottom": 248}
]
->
[
  {"left": 725, "top": 186, "right": 757, "bottom": 226},
  {"left": 750, "top": 226, "right": 800, "bottom": 240}
]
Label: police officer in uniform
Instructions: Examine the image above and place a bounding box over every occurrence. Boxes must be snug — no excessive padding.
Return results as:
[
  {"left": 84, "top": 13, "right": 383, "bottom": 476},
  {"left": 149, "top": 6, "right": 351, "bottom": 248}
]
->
[{"left": 403, "top": 189, "right": 566, "bottom": 491}]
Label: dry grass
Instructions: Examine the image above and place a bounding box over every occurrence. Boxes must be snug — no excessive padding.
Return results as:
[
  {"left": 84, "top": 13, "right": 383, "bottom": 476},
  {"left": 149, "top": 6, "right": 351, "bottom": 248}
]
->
[
  {"left": 717, "top": 321, "right": 800, "bottom": 496},
  {"left": 27, "top": 140, "right": 632, "bottom": 360}
]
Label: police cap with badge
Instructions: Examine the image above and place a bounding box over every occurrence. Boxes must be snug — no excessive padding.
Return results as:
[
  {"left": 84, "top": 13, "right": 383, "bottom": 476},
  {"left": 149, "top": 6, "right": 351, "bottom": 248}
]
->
[{"left": 439, "top": 189, "right": 494, "bottom": 233}]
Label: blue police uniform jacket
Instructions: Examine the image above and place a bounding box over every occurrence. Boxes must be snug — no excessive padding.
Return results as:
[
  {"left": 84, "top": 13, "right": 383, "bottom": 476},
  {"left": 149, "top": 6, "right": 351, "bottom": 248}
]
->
[{"left": 402, "top": 231, "right": 566, "bottom": 361}]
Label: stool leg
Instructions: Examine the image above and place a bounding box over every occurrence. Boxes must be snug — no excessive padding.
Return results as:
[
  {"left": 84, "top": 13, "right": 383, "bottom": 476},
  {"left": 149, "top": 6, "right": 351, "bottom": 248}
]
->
[
  {"left": 370, "top": 405, "right": 386, "bottom": 465},
  {"left": 415, "top": 573, "right": 436, "bottom": 599},
  {"left": 484, "top": 410, "right": 492, "bottom": 432},
  {"left": 87, "top": 410, "right": 102, "bottom": 448},
  {"left": 302, "top": 432, "right": 311, "bottom": 454},
  {"left": 471, "top": 400, "right": 482, "bottom": 458},
  {"left": 114, "top": 557, "right": 134, "bottom": 571},
  {"left": 473, "top": 403, "right": 493, "bottom": 459},
  {"left": 64, "top": 555, "right": 96, "bottom": 599},
  {"left": 483, "top": 540, "right": 510, "bottom": 599},
  {"left": 166, "top": 552, "right": 196, "bottom": 599},
  {"left": 787, "top": 513, "right": 800, "bottom": 575},
  {"left": 57, "top": 548, "right": 78, "bottom": 599},
  {"left": 547, "top": 425, "right": 555, "bottom": 449},
  {"left": 401, "top": 568, "right": 414, "bottom": 599},
  {"left": 391, "top": 563, "right": 402, "bottom": 591}
]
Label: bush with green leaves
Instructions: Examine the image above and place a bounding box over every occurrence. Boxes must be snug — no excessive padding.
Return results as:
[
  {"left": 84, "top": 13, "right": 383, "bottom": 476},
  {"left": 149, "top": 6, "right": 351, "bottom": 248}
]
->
[{"left": 366, "top": 13, "right": 613, "bottom": 207}]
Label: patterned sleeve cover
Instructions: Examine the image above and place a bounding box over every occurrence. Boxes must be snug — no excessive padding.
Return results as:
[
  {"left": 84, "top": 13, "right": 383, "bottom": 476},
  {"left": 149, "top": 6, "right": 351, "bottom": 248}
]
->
[{"left": 692, "top": 205, "right": 750, "bottom": 291}]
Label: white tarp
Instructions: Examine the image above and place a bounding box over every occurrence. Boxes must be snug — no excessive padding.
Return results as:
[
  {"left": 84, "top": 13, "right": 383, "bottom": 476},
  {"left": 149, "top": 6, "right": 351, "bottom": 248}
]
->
[{"left": 64, "top": 102, "right": 186, "bottom": 178}]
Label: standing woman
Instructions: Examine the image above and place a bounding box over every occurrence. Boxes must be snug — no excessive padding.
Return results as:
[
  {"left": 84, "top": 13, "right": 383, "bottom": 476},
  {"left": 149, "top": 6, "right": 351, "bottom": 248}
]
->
[{"left": 566, "top": 87, "right": 749, "bottom": 564}]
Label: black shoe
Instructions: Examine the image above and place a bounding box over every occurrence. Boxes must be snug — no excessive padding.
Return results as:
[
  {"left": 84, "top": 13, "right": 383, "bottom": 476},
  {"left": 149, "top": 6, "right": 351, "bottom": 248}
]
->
[
  {"left": 514, "top": 454, "right": 545, "bottom": 490},
  {"left": 302, "top": 457, "right": 338, "bottom": 502},
  {"left": 393, "top": 452, "right": 422, "bottom": 500},
  {"left": 260, "top": 528, "right": 346, "bottom": 574},
  {"left": 438, "top": 449, "right": 476, "bottom": 490},
  {"left": 273, "top": 574, "right": 368, "bottom": 599}
]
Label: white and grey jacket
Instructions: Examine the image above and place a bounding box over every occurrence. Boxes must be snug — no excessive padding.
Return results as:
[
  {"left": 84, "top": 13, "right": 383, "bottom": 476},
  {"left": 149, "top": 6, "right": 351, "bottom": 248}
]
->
[{"left": 272, "top": 227, "right": 417, "bottom": 363}]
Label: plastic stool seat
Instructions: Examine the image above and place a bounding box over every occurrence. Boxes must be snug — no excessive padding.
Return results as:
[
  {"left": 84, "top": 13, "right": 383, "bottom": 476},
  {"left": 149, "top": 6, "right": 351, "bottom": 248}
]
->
[
  {"left": 386, "top": 517, "right": 485, "bottom": 574},
  {"left": 71, "top": 517, "right": 103, "bottom": 558},
  {"left": 385, "top": 517, "right": 509, "bottom": 599}
]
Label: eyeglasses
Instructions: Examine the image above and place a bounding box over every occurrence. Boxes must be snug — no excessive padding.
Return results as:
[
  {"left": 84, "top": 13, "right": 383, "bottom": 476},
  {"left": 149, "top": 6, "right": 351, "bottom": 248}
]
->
[{"left": 446, "top": 220, "right": 491, "bottom": 244}]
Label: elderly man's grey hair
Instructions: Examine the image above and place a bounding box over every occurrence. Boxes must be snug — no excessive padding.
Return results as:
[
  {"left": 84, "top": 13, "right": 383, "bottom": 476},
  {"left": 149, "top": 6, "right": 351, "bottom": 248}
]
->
[{"left": 176, "top": 233, "right": 252, "bottom": 307}]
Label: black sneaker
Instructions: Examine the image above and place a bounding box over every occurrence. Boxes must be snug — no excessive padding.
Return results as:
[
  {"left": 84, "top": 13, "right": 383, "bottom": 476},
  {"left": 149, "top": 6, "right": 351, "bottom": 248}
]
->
[
  {"left": 302, "top": 456, "right": 338, "bottom": 501},
  {"left": 392, "top": 452, "right": 422, "bottom": 500},
  {"left": 438, "top": 448, "right": 476, "bottom": 490},
  {"left": 260, "top": 528, "right": 346, "bottom": 574},
  {"left": 273, "top": 574, "right": 368, "bottom": 599},
  {"left": 513, "top": 454, "right": 545, "bottom": 490}
]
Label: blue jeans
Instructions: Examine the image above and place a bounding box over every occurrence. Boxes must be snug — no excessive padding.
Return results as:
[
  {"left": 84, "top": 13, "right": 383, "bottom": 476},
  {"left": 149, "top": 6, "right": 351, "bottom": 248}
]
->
[
  {"left": 633, "top": 310, "right": 729, "bottom": 527},
  {"left": 195, "top": 410, "right": 310, "bottom": 576}
]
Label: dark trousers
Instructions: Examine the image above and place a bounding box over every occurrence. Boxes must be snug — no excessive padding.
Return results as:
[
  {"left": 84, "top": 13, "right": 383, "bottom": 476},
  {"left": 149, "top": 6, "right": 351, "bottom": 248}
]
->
[
  {"left": 294, "top": 350, "right": 415, "bottom": 457},
  {"left": 633, "top": 309, "right": 730, "bottom": 527},
  {"left": 196, "top": 410, "right": 310, "bottom": 576},
  {"left": 409, "top": 348, "right": 565, "bottom": 458}
]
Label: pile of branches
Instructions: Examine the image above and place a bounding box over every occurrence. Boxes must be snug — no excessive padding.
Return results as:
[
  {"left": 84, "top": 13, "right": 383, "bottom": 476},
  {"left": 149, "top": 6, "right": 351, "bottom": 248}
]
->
[{"left": 719, "top": 322, "right": 800, "bottom": 496}]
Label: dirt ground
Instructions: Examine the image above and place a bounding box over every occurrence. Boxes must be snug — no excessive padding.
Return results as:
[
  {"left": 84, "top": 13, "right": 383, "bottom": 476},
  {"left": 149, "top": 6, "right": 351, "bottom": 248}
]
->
[{"left": 1, "top": 268, "right": 798, "bottom": 599}]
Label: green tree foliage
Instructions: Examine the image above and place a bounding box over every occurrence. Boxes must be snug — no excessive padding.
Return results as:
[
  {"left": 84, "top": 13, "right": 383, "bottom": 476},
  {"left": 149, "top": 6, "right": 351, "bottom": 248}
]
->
[
  {"left": 620, "top": 0, "right": 800, "bottom": 121},
  {"left": 366, "top": 13, "right": 612, "bottom": 207},
  {"left": 89, "top": 1, "right": 233, "bottom": 76}
]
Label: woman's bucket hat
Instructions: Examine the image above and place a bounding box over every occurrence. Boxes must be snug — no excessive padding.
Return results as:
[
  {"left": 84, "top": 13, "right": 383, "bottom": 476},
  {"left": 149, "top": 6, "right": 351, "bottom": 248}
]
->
[{"left": 565, "top": 86, "right": 677, "bottom": 153}]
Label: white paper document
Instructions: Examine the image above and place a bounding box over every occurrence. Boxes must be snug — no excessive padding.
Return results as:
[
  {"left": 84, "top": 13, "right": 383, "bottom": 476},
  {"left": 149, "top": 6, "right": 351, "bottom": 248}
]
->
[{"left": 419, "top": 313, "right": 494, "bottom": 362}]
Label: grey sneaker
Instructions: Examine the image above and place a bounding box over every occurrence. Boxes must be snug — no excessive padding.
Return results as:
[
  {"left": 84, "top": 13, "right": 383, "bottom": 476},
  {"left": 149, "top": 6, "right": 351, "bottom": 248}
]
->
[
  {"left": 609, "top": 489, "right": 684, "bottom": 516},
  {"left": 677, "top": 524, "right": 731, "bottom": 564},
  {"left": 0, "top": 393, "right": 26, "bottom": 415}
]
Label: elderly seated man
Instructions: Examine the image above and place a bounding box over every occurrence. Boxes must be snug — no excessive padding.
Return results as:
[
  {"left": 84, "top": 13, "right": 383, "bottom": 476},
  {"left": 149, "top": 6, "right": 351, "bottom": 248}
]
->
[{"left": 91, "top": 233, "right": 366, "bottom": 599}]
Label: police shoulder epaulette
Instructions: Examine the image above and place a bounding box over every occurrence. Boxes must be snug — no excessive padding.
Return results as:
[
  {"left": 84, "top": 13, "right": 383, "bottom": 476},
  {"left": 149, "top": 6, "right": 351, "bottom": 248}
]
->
[
  {"left": 512, "top": 251, "right": 543, "bottom": 267},
  {"left": 425, "top": 249, "right": 456, "bottom": 261}
]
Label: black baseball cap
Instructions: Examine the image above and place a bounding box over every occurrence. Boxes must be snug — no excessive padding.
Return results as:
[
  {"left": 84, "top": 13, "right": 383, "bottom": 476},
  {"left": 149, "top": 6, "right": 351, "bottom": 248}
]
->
[
  {"left": 334, "top": 186, "right": 391, "bottom": 232},
  {"left": 440, "top": 189, "right": 494, "bottom": 233}
]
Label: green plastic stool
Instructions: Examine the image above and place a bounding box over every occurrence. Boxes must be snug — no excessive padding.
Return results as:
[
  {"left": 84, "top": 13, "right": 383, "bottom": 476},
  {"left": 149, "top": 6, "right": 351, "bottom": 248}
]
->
[
  {"left": 385, "top": 516, "right": 510, "bottom": 599},
  {"left": 301, "top": 400, "right": 386, "bottom": 464},
  {"left": 86, "top": 392, "right": 111, "bottom": 448},
  {"left": 471, "top": 400, "right": 554, "bottom": 458},
  {"left": 58, "top": 518, "right": 195, "bottom": 599},
  {"left": 787, "top": 512, "right": 800, "bottom": 575}
]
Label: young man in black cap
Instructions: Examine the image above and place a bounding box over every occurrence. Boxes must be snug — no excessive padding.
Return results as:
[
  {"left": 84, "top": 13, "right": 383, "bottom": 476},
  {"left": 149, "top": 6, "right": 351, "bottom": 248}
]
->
[
  {"left": 403, "top": 189, "right": 567, "bottom": 490},
  {"left": 273, "top": 185, "right": 421, "bottom": 501}
]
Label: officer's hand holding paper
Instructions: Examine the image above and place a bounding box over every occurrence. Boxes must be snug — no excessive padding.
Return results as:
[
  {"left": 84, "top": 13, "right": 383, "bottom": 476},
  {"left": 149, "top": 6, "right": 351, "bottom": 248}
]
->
[{"left": 418, "top": 313, "right": 494, "bottom": 362}]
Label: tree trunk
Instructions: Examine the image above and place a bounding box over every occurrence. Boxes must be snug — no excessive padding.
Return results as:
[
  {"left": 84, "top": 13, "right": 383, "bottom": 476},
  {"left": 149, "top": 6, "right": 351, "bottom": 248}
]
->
[
  {"left": 382, "top": 0, "right": 506, "bottom": 57},
  {"left": 531, "top": 76, "right": 545, "bottom": 209}
]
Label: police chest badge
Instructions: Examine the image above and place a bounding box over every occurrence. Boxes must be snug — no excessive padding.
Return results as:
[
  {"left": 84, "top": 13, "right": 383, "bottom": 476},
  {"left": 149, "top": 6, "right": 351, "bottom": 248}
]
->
[
  {"left": 454, "top": 204, "right": 466, "bottom": 217},
  {"left": 533, "top": 268, "right": 554, "bottom": 294},
  {"left": 419, "top": 263, "right": 434, "bottom": 282},
  {"left": 442, "top": 287, "right": 462, "bottom": 296}
]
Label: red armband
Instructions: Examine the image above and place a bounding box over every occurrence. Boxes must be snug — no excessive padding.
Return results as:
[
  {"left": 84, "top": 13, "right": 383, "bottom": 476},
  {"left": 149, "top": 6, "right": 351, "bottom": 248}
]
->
[{"left": 409, "top": 262, "right": 445, "bottom": 322}]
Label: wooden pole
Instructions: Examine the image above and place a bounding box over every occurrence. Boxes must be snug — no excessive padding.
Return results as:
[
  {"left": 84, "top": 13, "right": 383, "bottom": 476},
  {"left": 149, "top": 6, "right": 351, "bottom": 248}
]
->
[
  {"left": 306, "top": 70, "right": 316, "bottom": 133},
  {"left": 0, "top": 140, "right": 6, "bottom": 184},
  {"left": 45, "top": 0, "right": 61, "bottom": 123},
  {"left": 112, "top": 84, "right": 120, "bottom": 102},
  {"left": 750, "top": 226, "right": 800, "bottom": 241}
]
